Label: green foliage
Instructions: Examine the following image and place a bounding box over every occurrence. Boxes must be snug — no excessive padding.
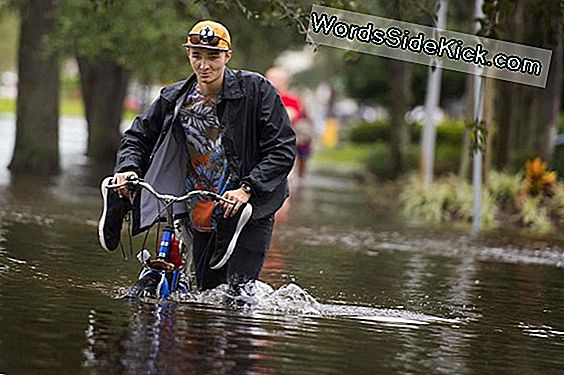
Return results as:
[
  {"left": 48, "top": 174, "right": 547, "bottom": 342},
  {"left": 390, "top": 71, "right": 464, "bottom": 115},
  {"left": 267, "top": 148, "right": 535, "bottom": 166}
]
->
[
  {"left": 552, "top": 188, "right": 564, "bottom": 222},
  {"left": 412, "top": 119, "right": 465, "bottom": 145},
  {"left": 0, "top": 10, "right": 18, "bottom": 72},
  {"left": 433, "top": 144, "right": 462, "bottom": 174},
  {"left": 357, "top": 142, "right": 459, "bottom": 179},
  {"left": 487, "top": 171, "right": 523, "bottom": 203},
  {"left": 558, "top": 112, "right": 564, "bottom": 133},
  {"left": 0, "top": 98, "right": 14, "bottom": 113},
  {"left": 207, "top": 1, "right": 306, "bottom": 73},
  {"left": 433, "top": 120, "right": 465, "bottom": 145},
  {"left": 519, "top": 195, "right": 554, "bottom": 233},
  {"left": 398, "top": 169, "right": 564, "bottom": 233},
  {"left": 554, "top": 145, "right": 564, "bottom": 181},
  {"left": 50, "top": 0, "right": 318, "bottom": 81},
  {"left": 400, "top": 175, "right": 447, "bottom": 223},
  {"left": 364, "top": 142, "right": 420, "bottom": 179},
  {"left": 349, "top": 118, "right": 465, "bottom": 146},
  {"left": 348, "top": 120, "right": 390, "bottom": 143},
  {"left": 481, "top": 191, "right": 499, "bottom": 228},
  {"left": 341, "top": 0, "right": 470, "bottom": 105},
  {"left": 348, "top": 119, "right": 465, "bottom": 175},
  {"left": 343, "top": 54, "right": 389, "bottom": 105},
  {"left": 399, "top": 174, "right": 498, "bottom": 227},
  {"left": 312, "top": 143, "right": 373, "bottom": 166},
  {"left": 52, "top": 0, "right": 192, "bottom": 82}
]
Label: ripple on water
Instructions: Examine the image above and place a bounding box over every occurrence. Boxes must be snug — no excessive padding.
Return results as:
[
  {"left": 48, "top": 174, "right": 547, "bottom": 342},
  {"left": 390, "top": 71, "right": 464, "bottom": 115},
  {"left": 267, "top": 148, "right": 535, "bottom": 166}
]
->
[
  {"left": 0, "top": 209, "right": 55, "bottom": 227},
  {"left": 278, "top": 226, "right": 564, "bottom": 268},
  {"left": 518, "top": 322, "right": 564, "bottom": 340}
]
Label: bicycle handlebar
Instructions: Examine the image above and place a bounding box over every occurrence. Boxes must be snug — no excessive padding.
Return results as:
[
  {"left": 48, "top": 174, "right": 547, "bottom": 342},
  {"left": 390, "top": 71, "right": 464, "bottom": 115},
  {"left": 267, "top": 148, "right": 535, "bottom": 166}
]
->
[{"left": 106, "top": 178, "right": 235, "bottom": 205}]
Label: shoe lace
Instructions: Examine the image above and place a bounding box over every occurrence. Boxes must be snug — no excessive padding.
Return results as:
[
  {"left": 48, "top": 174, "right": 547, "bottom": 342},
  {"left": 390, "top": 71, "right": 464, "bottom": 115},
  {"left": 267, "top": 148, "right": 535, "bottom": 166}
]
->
[{"left": 119, "top": 211, "right": 134, "bottom": 261}]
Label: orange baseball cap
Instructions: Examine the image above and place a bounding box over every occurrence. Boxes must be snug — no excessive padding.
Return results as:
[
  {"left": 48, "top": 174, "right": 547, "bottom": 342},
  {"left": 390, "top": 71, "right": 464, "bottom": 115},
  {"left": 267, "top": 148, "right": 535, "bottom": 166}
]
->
[{"left": 183, "top": 20, "right": 231, "bottom": 51}]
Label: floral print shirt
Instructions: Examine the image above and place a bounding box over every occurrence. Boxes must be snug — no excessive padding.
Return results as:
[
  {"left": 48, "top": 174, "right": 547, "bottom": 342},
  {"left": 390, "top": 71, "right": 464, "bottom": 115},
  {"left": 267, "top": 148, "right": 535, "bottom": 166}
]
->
[{"left": 178, "top": 82, "right": 231, "bottom": 231}]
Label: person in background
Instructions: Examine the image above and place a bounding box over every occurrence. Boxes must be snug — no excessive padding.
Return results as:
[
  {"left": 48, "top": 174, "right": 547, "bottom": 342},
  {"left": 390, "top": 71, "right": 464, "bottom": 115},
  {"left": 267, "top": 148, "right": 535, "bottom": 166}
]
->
[{"left": 265, "top": 67, "right": 314, "bottom": 180}]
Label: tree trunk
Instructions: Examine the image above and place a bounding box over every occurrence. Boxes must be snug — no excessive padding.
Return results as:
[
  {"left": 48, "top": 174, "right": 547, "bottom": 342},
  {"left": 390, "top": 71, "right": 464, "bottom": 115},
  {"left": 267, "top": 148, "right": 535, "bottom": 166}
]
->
[
  {"left": 459, "top": 73, "right": 474, "bottom": 179},
  {"left": 493, "top": 0, "right": 525, "bottom": 171},
  {"left": 535, "top": 21, "right": 563, "bottom": 163},
  {"left": 388, "top": 59, "right": 413, "bottom": 179},
  {"left": 9, "top": 0, "right": 60, "bottom": 175},
  {"left": 483, "top": 77, "right": 496, "bottom": 182},
  {"left": 77, "top": 58, "right": 130, "bottom": 168}
]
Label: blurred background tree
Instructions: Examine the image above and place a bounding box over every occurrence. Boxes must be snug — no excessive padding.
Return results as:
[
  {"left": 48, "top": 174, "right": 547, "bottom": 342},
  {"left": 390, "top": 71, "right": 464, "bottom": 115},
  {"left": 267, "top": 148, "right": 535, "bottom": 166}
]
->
[
  {"left": 487, "top": 0, "right": 563, "bottom": 170},
  {"left": 7, "top": 0, "right": 60, "bottom": 174}
]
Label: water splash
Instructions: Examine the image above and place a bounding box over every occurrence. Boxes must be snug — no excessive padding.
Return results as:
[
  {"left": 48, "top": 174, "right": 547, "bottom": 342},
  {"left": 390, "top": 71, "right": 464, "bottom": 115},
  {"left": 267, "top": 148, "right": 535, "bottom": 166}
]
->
[{"left": 114, "top": 280, "right": 460, "bottom": 328}]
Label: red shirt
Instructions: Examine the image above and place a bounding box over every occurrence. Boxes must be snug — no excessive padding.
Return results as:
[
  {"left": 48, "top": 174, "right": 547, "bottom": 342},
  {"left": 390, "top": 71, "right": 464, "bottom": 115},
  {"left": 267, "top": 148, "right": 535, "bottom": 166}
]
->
[{"left": 280, "top": 93, "right": 303, "bottom": 126}]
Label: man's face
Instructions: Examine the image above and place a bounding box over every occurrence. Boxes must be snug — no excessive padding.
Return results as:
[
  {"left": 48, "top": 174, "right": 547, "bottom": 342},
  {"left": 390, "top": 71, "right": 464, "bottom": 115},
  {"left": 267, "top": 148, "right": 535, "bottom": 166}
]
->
[{"left": 187, "top": 47, "right": 232, "bottom": 86}]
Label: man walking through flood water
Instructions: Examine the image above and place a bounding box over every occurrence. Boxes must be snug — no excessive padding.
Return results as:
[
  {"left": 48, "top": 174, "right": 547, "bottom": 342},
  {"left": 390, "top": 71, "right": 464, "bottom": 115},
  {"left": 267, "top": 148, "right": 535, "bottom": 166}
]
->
[{"left": 98, "top": 20, "right": 296, "bottom": 304}]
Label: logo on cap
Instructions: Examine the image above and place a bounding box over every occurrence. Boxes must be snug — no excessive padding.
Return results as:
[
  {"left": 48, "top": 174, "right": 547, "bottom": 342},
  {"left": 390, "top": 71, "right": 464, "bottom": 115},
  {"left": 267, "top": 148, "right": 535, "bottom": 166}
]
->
[{"left": 200, "top": 26, "right": 215, "bottom": 40}]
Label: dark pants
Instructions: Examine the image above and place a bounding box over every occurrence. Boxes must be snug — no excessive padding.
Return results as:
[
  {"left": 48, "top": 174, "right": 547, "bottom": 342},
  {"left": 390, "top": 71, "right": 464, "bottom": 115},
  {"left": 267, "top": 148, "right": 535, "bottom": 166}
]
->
[{"left": 192, "top": 215, "right": 275, "bottom": 290}]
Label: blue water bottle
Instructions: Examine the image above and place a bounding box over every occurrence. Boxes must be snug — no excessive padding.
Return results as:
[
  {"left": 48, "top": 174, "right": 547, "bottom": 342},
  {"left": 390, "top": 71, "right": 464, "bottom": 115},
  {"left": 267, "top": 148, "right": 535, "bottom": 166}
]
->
[{"left": 157, "top": 227, "right": 174, "bottom": 259}]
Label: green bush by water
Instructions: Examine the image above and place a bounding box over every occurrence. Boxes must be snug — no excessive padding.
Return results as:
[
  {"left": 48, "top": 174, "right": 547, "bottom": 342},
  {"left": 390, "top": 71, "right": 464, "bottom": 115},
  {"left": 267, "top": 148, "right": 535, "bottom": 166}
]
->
[
  {"left": 399, "top": 171, "right": 564, "bottom": 233},
  {"left": 400, "top": 174, "right": 497, "bottom": 228},
  {"left": 487, "top": 171, "right": 523, "bottom": 204},
  {"left": 348, "top": 118, "right": 465, "bottom": 146}
]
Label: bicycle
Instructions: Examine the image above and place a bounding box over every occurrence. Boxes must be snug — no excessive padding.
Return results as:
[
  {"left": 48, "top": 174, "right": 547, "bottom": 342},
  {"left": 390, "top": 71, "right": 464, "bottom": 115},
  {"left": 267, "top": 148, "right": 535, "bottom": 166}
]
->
[{"left": 106, "top": 177, "right": 235, "bottom": 300}]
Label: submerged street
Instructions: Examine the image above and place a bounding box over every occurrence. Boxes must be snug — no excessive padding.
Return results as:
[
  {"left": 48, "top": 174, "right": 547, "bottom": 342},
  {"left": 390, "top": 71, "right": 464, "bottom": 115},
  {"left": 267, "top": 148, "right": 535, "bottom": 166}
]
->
[{"left": 1, "top": 116, "right": 564, "bottom": 374}]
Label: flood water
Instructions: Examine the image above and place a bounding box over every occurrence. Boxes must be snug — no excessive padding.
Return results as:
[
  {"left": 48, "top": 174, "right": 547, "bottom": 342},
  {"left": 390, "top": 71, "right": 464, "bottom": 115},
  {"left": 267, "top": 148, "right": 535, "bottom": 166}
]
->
[{"left": 1, "top": 115, "right": 564, "bottom": 374}]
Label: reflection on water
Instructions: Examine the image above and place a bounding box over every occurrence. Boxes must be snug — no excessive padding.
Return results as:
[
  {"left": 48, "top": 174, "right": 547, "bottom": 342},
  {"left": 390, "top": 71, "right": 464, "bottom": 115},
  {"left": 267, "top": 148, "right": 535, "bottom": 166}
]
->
[
  {"left": 85, "top": 283, "right": 463, "bottom": 375},
  {"left": 1, "top": 117, "right": 564, "bottom": 374}
]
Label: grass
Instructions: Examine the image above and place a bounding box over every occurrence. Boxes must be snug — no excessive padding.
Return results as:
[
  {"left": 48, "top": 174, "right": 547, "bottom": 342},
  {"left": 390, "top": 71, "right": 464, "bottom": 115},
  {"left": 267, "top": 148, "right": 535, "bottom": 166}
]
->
[
  {"left": 312, "top": 143, "right": 373, "bottom": 166},
  {"left": 0, "top": 98, "right": 14, "bottom": 114}
]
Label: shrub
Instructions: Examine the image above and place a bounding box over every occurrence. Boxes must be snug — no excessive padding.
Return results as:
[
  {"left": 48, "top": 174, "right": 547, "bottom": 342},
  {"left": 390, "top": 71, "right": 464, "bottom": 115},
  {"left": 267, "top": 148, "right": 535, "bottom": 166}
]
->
[
  {"left": 348, "top": 118, "right": 465, "bottom": 146},
  {"left": 348, "top": 120, "right": 390, "bottom": 143},
  {"left": 434, "top": 144, "right": 462, "bottom": 175},
  {"left": 400, "top": 175, "right": 448, "bottom": 223},
  {"left": 487, "top": 171, "right": 523, "bottom": 204},
  {"left": 519, "top": 196, "right": 553, "bottom": 233},
  {"left": 364, "top": 143, "right": 420, "bottom": 179},
  {"left": 362, "top": 143, "right": 461, "bottom": 179},
  {"left": 412, "top": 118, "right": 465, "bottom": 145},
  {"left": 524, "top": 157, "right": 558, "bottom": 196},
  {"left": 551, "top": 188, "right": 564, "bottom": 225},
  {"left": 399, "top": 174, "right": 498, "bottom": 227}
]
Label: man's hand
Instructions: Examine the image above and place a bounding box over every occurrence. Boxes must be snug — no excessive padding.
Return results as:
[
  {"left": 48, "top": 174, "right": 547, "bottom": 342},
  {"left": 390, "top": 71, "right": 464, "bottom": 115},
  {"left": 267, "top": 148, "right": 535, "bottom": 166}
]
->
[
  {"left": 220, "top": 188, "right": 250, "bottom": 218},
  {"left": 112, "top": 171, "right": 138, "bottom": 199}
]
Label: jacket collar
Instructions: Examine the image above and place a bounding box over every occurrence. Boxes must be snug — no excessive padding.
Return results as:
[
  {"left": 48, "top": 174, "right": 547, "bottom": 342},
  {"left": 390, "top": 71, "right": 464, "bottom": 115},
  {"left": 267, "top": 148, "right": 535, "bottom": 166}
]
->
[
  {"left": 221, "top": 68, "right": 243, "bottom": 99},
  {"left": 161, "top": 78, "right": 193, "bottom": 103},
  {"left": 162, "top": 67, "right": 243, "bottom": 103}
]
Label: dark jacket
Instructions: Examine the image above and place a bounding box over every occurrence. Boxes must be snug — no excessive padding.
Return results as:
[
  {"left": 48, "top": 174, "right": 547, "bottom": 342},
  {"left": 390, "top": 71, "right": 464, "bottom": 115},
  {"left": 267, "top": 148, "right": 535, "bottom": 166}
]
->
[{"left": 114, "top": 68, "right": 296, "bottom": 234}]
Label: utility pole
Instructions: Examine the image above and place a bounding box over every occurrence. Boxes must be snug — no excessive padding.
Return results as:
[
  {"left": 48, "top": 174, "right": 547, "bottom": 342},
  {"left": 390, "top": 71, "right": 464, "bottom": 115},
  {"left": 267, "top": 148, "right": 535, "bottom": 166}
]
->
[
  {"left": 421, "top": 0, "right": 448, "bottom": 186},
  {"left": 472, "top": 0, "right": 485, "bottom": 235}
]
